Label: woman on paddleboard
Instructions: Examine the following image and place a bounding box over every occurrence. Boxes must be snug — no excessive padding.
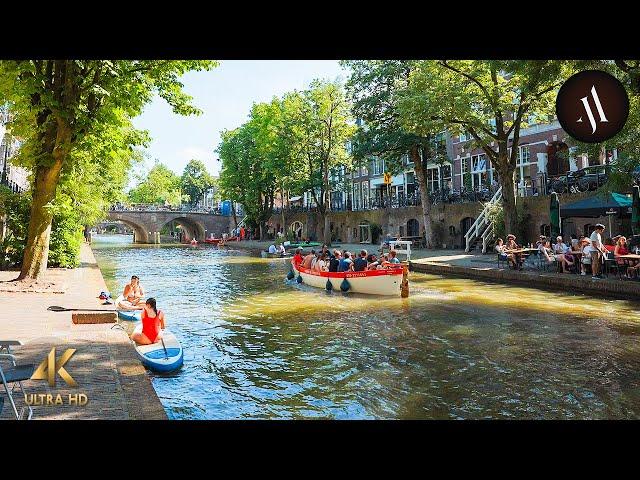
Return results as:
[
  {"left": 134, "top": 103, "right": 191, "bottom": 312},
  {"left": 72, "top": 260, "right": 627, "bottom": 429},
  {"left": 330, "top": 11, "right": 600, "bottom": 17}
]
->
[{"left": 131, "top": 298, "right": 165, "bottom": 345}]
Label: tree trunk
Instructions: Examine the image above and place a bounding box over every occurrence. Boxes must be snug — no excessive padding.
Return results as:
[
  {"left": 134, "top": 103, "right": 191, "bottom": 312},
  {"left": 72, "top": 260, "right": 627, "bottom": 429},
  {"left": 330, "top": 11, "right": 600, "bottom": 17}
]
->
[
  {"left": 17, "top": 160, "right": 64, "bottom": 282},
  {"left": 411, "top": 145, "right": 434, "bottom": 248},
  {"left": 323, "top": 213, "right": 331, "bottom": 245},
  {"left": 497, "top": 165, "right": 518, "bottom": 236}
]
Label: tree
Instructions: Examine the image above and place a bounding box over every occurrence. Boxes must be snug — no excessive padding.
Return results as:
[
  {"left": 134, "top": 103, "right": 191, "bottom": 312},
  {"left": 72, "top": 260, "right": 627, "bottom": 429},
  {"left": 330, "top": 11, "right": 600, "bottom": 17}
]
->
[
  {"left": 398, "top": 60, "right": 568, "bottom": 234},
  {"left": 128, "top": 161, "right": 182, "bottom": 206},
  {"left": 0, "top": 60, "right": 217, "bottom": 282},
  {"left": 342, "top": 60, "right": 446, "bottom": 247},
  {"left": 217, "top": 99, "right": 292, "bottom": 238},
  {"left": 282, "top": 80, "right": 355, "bottom": 244},
  {"left": 181, "top": 159, "right": 214, "bottom": 206}
]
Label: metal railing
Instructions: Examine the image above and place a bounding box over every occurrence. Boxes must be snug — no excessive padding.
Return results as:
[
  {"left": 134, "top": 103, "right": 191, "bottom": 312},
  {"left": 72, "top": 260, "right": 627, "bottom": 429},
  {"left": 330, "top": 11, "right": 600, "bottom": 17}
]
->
[
  {"left": 464, "top": 186, "right": 503, "bottom": 253},
  {"left": 109, "top": 204, "right": 226, "bottom": 215}
]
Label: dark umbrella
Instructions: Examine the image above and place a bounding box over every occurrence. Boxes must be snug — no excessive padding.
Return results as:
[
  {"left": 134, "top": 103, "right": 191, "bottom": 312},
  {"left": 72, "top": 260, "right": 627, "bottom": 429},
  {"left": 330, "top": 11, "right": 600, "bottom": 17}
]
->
[
  {"left": 632, "top": 185, "right": 640, "bottom": 235},
  {"left": 550, "top": 192, "right": 561, "bottom": 239}
]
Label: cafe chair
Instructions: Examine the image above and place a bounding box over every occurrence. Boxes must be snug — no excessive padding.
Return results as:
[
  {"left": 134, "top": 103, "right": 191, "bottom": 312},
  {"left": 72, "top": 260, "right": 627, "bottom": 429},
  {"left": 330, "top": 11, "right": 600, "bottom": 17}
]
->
[{"left": 0, "top": 341, "right": 35, "bottom": 420}]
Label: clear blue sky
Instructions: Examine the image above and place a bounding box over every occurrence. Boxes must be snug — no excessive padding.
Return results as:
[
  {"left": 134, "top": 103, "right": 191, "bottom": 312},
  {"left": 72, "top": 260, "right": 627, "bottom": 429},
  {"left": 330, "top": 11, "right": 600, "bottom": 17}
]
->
[{"left": 131, "top": 60, "right": 346, "bottom": 179}]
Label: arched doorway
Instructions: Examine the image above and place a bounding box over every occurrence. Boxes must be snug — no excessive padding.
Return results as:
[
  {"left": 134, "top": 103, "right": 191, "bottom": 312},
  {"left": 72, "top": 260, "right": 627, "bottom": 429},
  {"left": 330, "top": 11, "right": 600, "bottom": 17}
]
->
[
  {"left": 290, "top": 221, "right": 304, "bottom": 241},
  {"left": 407, "top": 218, "right": 419, "bottom": 237},
  {"left": 460, "top": 217, "right": 474, "bottom": 238}
]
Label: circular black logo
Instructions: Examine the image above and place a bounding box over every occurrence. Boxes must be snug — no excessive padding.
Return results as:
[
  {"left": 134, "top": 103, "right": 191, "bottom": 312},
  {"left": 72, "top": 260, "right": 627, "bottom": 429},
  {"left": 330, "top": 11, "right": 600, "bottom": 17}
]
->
[{"left": 556, "top": 70, "right": 629, "bottom": 143}]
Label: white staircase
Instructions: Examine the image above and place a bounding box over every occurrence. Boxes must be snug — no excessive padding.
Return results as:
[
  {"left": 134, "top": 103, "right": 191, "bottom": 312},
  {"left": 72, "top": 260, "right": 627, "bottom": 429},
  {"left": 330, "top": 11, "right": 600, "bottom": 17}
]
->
[{"left": 464, "top": 186, "right": 502, "bottom": 253}]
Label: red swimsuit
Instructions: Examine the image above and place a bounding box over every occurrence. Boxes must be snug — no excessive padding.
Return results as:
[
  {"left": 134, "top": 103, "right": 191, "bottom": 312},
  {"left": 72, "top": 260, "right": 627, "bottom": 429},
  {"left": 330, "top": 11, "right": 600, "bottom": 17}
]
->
[{"left": 141, "top": 309, "right": 162, "bottom": 343}]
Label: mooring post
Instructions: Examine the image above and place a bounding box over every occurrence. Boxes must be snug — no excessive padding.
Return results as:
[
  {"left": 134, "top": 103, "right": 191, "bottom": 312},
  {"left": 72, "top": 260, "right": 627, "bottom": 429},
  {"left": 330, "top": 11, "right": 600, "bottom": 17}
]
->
[{"left": 401, "top": 263, "right": 409, "bottom": 298}]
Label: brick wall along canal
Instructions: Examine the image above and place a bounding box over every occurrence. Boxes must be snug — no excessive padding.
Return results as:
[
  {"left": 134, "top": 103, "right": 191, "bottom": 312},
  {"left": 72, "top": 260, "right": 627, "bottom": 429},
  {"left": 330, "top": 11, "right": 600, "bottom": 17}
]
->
[{"left": 92, "top": 234, "right": 640, "bottom": 419}]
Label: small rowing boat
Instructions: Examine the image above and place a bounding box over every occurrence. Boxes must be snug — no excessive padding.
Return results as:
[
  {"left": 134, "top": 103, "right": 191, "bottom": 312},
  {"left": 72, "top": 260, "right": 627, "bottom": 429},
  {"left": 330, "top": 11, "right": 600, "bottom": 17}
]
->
[
  {"left": 261, "top": 251, "right": 291, "bottom": 258},
  {"left": 204, "top": 238, "right": 221, "bottom": 245},
  {"left": 132, "top": 324, "right": 183, "bottom": 373},
  {"left": 292, "top": 264, "right": 404, "bottom": 296},
  {"left": 286, "top": 241, "right": 322, "bottom": 249}
]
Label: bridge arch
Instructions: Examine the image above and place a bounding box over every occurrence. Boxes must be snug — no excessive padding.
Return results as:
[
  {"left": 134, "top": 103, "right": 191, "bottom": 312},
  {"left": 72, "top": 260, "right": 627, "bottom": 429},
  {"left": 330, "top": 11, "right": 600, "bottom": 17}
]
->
[
  {"left": 160, "top": 216, "right": 206, "bottom": 243},
  {"left": 116, "top": 219, "right": 151, "bottom": 243}
]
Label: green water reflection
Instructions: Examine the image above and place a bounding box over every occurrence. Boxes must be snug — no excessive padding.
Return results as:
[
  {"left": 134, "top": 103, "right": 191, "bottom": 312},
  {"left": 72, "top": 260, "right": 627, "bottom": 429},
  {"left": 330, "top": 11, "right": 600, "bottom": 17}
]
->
[{"left": 92, "top": 234, "right": 640, "bottom": 419}]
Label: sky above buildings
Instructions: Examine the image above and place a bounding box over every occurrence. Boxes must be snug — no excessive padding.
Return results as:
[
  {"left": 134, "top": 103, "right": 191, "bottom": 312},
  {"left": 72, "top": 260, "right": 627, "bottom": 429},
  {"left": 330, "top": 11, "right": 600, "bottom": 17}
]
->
[{"left": 131, "top": 60, "right": 346, "bottom": 181}]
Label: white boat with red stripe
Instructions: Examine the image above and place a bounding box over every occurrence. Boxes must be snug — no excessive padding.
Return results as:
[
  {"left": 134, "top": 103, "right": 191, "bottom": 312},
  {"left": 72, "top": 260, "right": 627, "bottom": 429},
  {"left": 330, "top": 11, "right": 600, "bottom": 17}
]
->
[{"left": 292, "top": 264, "right": 404, "bottom": 296}]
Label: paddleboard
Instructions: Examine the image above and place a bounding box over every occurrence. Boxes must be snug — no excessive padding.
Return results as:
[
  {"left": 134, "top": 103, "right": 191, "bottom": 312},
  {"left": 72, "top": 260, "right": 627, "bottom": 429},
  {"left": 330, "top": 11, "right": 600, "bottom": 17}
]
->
[
  {"left": 115, "top": 295, "right": 142, "bottom": 321},
  {"left": 132, "top": 324, "right": 183, "bottom": 373}
]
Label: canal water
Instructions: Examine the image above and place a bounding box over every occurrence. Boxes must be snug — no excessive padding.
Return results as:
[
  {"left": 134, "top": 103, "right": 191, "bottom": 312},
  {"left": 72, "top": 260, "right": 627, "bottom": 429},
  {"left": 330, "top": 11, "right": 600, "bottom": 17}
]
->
[{"left": 92, "top": 234, "right": 640, "bottom": 419}]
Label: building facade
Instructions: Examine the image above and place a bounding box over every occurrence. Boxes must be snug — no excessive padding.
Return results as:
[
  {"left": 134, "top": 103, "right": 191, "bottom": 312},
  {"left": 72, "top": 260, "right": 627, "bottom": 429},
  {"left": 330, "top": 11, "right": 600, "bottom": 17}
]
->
[{"left": 1, "top": 104, "right": 29, "bottom": 194}]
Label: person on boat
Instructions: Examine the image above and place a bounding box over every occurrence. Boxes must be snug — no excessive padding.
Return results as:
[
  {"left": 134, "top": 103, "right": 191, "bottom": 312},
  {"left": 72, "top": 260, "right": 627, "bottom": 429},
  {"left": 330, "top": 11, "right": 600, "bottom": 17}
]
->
[
  {"left": 292, "top": 248, "right": 304, "bottom": 269},
  {"left": 353, "top": 249, "right": 368, "bottom": 272},
  {"left": 278, "top": 243, "right": 286, "bottom": 256},
  {"left": 328, "top": 250, "right": 341, "bottom": 272},
  {"left": 366, "top": 253, "right": 380, "bottom": 270},
  {"left": 301, "top": 249, "right": 316, "bottom": 269},
  {"left": 190, "top": 238, "right": 198, "bottom": 246},
  {"left": 379, "top": 254, "right": 391, "bottom": 268},
  {"left": 388, "top": 250, "right": 401, "bottom": 264},
  {"left": 338, "top": 251, "right": 354, "bottom": 272},
  {"left": 313, "top": 252, "right": 329, "bottom": 272},
  {"left": 131, "top": 298, "right": 165, "bottom": 346},
  {"left": 268, "top": 243, "right": 277, "bottom": 254},
  {"left": 123, "top": 275, "right": 145, "bottom": 310}
]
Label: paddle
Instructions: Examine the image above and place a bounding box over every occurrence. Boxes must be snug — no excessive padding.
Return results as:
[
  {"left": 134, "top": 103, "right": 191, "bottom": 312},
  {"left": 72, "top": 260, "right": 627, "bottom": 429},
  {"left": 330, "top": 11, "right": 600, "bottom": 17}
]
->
[
  {"left": 48, "top": 306, "right": 116, "bottom": 312},
  {"left": 160, "top": 337, "right": 169, "bottom": 359}
]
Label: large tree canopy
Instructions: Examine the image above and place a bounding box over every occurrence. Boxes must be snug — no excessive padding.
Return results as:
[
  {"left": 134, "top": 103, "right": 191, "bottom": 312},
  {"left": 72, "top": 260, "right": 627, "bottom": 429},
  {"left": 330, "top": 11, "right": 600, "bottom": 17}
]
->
[
  {"left": 0, "top": 60, "right": 217, "bottom": 281},
  {"left": 398, "top": 60, "right": 569, "bottom": 234},
  {"left": 128, "top": 161, "right": 183, "bottom": 206},
  {"left": 342, "top": 60, "right": 446, "bottom": 246}
]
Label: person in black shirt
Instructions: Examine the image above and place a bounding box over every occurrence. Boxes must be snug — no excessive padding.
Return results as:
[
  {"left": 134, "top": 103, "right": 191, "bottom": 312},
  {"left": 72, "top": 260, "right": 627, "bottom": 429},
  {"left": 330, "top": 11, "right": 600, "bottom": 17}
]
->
[
  {"left": 329, "top": 249, "right": 342, "bottom": 272},
  {"left": 353, "top": 249, "right": 368, "bottom": 272}
]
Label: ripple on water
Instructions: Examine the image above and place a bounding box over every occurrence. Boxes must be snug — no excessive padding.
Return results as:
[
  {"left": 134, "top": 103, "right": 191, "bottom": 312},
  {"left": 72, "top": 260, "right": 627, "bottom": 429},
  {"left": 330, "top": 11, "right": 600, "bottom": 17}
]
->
[{"left": 92, "top": 234, "right": 640, "bottom": 419}]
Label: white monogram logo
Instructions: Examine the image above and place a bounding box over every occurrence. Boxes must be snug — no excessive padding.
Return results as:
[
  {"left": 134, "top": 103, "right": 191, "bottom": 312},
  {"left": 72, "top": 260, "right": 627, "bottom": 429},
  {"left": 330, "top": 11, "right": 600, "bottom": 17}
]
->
[{"left": 577, "top": 85, "right": 608, "bottom": 134}]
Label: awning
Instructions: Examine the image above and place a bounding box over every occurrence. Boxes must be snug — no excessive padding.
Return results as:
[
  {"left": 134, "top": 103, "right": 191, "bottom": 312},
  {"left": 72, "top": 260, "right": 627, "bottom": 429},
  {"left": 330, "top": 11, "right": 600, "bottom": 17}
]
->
[{"left": 560, "top": 192, "right": 632, "bottom": 218}]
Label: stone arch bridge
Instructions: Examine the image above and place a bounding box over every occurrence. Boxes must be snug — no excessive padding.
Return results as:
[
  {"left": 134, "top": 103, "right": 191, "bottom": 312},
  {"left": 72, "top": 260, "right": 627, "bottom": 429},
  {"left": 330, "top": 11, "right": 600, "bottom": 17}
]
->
[{"left": 106, "top": 210, "right": 234, "bottom": 244}]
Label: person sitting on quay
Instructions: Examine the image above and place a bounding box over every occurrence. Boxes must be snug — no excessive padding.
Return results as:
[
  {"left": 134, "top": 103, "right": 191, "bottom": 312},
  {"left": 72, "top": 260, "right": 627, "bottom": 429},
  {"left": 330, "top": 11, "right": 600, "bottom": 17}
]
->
[
  {"left": 613, "top": 236, "right": 636, "bottom": 278},
  {"left": 131, "top": 298, "right": 165, "bottom": 346},
  {"left": 123, "top": 275, "right": 145, "bottom": 310},
  {"left": 554, "top": 235, "right": 575, "bottom": 272},
  {"left": 540, "top": 238, "right": 571, "bottom": 273},
  {"left": 338, "top": 251, "right": 354, "bottom": 272},
  {"left": 505, "top": 234, "right": 523, "bottom": 270},
  {"left": 388, "top": 250, "right": 400, "bottom": 264},
  {"left": 353, "top": 249, "right": 368, "bottom": 272},
  {"left": 495, "top": 238, "right": 512, "bottom": 266}
]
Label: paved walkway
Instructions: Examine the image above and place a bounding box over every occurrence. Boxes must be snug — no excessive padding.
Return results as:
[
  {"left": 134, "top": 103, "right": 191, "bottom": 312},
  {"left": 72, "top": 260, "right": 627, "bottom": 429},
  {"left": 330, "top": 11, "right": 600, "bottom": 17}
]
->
[
  {"left": 0, "top": 244, "right": 166, "bottom": 420},
  {"left": 410, "top": 249, "right": 640, "bottom": 300}
]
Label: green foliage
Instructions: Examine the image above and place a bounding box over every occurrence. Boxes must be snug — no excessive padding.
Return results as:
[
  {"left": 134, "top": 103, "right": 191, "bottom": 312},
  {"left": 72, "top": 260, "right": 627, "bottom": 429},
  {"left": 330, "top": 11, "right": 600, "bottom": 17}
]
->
[
  {"left": 0, "top": 60, "right": 218, "bottom": 278},
  {"left": 181, "top": 159, "right": 214, "bottom": 205},
  {"left": 1, "top": 187, "right": 81, "bottom": 269},
  {"left": 486, "top": 201, "right": 506, "bottom": 240},
  {"left": 128, "top": 161, "right": 183, "bottom": 206}
]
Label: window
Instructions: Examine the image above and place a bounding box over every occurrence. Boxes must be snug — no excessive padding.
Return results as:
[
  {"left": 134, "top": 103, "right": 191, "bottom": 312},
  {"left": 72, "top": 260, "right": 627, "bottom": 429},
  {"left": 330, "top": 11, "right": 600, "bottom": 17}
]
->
[
  {"left": 455, "top": 156, "right": 470, "bottom": 190},
  {"left": 459, "top": 131, "right": 468, "bottom": 142},
  {"left": 471, "top": 154, "right": 488, "bottom": 189},
  {"left": 360, "top": 164, "right": 368, "bottom": 177},
  {"left": 516, "top": 145, "right": 534, "bottom": 195},
  {"left": 361, "top": 181, "right": 369, "bottom": 209},
  {"left": 427, "top": 167, "right": 440, "bottom": 192},
  {"left": 373, "top": 157, "right": 384, "bottom": 176},
  {"left": 441, "top": 164, "right": 452, "bottom": 191}
]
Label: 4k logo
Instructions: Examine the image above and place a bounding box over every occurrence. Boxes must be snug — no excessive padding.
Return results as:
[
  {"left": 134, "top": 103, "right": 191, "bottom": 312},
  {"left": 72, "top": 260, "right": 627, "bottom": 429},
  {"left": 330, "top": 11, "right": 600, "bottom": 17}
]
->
[
  {"left": 556, "top": 70, "right": 629, "bottom": 143},
  {"left": 31, "top": 348, "right": 78, "bottom": 387}
]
